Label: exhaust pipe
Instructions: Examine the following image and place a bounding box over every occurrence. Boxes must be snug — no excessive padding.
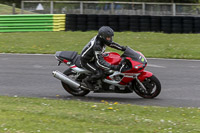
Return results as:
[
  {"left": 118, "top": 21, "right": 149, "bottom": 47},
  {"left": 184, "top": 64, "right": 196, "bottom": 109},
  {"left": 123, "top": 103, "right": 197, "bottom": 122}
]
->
[{"left": 52, "top": 70, "right": 80, "bottom": 89}]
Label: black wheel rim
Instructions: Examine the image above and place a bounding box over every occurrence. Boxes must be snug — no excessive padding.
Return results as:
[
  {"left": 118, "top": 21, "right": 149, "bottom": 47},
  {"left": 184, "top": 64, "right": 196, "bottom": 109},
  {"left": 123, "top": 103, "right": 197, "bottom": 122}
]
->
[
  {"left": 63, "top": 73, "right": 86, "bottom": 95},
  {"left": 135, "top": 78, "right": 158, "bottom": 97}
]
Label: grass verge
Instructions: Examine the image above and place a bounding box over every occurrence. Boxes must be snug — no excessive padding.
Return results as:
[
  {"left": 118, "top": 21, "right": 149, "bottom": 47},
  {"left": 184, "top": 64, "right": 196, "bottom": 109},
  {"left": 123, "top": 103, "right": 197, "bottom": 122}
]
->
[
  {"left": 0, "top": 31, "right": 200, "bottom": 59},
  {"left": 0, "top": 96, "right": 200, "bottom": 133}
]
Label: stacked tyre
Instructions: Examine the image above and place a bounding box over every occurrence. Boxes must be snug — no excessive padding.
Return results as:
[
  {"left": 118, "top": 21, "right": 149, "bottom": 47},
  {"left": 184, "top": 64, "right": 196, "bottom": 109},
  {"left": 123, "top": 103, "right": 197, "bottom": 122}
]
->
[
  {"left": 77, "top": 15, "right": 87, "bottom": 31},
  {"left": 87, "top": 15, "right": 98, "bottom": 31},
  {"left": 129, "top": 15, "right": 140, "bottom": 32},
  {"left": 97, "top": 15, "right": 109, "bottom": 29},
  {"left": 194, "top": 17, "right": 200, "bottom": 33},
  {"left": 172, "top": 16, "right": 182, "bottom": 33},
  {"left": 140, "top": 16, "right": 151, "bottom": 32},
  {"left": 151, "top": 16, "right": 161, "bottom": 32},
  {"left": 182, "top": 17, "right": 194, "bottom": 33},
  {"left": 161, "top": 16, "right": 172, "bottom": 33},
  {"left": 65, "top": 14, "right": 77, "bottom": 31},
  {"left": 108, "top": 15, "right": 119, "bottom": 31},
  {"left": 119, "top": 15, "right": 129, "bottom": 31}
]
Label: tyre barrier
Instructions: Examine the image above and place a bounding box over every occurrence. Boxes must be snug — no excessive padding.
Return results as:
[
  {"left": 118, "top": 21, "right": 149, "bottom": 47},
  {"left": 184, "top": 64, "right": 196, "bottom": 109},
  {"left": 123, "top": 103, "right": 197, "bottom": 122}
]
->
[
  {"left": 65, "top": 14, "right": 77, "bottom": 31},
  {"left": 129, "top": 15, "right": 140, "bottom": 32},
  {"left": 87, "top": 15, "right": 98, "bottom": 31},
  {"left": 0, "top": 14, "right": 66, "bottom": 32},
  {"left": 140, "top": 15, "right": 151, "bottom": 32},
  {"left": 119, "top": 15, "right": 129, "bottom": 31},
  {"left": 172, "top": 16, "right": 182, "bottom": 33},
  {"left": 97, "top": 15, "right": 109, "bottom": 28},
  {"left": 183, "top": 17, "right": 194, "bottom": 33},
  {"left": 194, "top": 17, "right": 200, "bottom": 33},
  {"left": 66, "top": 14, "right": 200, "bottom": 34},
  {"left": 1, "top": 14, "right": 199, "bottom": 34},
  {"left": 151, "top": 16, "right": 161, "bottom": 32}
]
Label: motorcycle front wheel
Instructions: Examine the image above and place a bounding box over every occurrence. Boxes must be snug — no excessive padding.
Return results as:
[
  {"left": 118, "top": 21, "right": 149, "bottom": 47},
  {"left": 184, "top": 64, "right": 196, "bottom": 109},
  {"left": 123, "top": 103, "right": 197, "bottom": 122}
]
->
[
  {"left": 133, "top": 75, "right": 161, "bottom": 99},
  {"left": 61, "top": 68, "right": 90, "bottom": 96}
]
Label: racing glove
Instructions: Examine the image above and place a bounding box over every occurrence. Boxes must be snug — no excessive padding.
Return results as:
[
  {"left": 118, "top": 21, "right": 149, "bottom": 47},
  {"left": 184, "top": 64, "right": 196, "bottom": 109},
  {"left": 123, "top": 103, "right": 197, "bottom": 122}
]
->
[
  {"left": 121, "top": 46, "right": 127, "bottom": 51},
  {"left": 110, "top": 65, "right": 121, "bottom": 71}
]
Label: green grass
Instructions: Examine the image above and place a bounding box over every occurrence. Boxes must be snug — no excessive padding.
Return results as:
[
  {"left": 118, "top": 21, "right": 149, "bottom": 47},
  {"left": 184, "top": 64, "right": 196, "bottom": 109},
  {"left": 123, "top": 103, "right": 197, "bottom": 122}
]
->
[
  {"left": 0, "top": 31, "right": 200, "bottom": 59},
  {"left": 0, "top": 96, "right": 200, "bottom": 133},
  {"left": 0, "top": 4, "right": 35, "bottom": 15}
]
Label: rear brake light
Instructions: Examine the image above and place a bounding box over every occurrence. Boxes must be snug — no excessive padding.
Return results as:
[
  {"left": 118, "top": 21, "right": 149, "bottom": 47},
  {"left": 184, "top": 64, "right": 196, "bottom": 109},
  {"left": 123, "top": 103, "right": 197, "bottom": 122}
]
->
[{"left": 63, "top": 59, "right": 68, "bottom": 63}]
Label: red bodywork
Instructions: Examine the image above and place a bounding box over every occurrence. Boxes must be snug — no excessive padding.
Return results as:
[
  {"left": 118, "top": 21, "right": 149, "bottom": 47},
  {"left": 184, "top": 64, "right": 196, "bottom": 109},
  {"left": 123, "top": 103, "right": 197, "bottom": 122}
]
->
[
  {"left": 103, "top": 52, "right": 152, "bottom": 84},
  {"left": 103, "top": 52, "right": 122, "bottom": 65}
]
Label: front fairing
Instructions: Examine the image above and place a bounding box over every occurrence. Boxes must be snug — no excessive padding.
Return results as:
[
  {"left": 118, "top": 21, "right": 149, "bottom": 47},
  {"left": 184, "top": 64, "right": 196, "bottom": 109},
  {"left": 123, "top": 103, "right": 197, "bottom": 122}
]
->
[
  {"left": 103, "top": 47, "right": 147, "bottom": 73},
  {"left": 121, "top": 47, "right": 147, "bottom": 64},
  {"left": 120, "top": 47, "right": 147, "bottom": 73}
]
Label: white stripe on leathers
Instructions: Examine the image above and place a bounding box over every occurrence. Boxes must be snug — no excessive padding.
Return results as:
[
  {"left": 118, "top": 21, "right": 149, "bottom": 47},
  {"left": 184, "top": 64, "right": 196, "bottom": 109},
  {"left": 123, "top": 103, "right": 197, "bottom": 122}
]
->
[{"left": 81, "top": 36, "right": 96, "bottom": 57}]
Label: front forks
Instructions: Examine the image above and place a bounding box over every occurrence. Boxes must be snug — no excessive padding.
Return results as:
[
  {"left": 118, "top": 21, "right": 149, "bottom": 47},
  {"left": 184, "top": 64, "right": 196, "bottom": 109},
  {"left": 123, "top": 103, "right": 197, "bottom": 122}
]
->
[{"left": 136, "top": 77, "right": 148, "bottom": 94}]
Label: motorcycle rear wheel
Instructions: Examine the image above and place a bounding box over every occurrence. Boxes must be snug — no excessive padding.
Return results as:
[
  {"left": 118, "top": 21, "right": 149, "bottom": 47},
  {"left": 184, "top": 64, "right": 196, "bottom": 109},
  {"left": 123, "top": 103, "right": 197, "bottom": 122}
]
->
[
  {"left": 133, "top": 75, "right": 161, "bottom": 99},
  {"left": 61, "top": 68, "right": 90, "bottom": 96}
]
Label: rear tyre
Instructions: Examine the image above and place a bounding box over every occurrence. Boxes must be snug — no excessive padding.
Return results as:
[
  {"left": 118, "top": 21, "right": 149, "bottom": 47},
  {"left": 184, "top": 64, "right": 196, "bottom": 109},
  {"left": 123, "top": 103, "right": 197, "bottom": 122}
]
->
[
  {"left": 133, "top": 75, "right": 161, "bottom": 99},
  {"left": 61, "top": 69, "right": 90, "bottom": 96}
]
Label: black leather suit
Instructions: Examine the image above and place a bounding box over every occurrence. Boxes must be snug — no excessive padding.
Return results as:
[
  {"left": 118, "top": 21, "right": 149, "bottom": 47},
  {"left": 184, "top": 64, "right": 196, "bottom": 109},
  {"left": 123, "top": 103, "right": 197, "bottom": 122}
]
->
[{"left": 80, "top": 35, "right": 125, "bottom": 81}]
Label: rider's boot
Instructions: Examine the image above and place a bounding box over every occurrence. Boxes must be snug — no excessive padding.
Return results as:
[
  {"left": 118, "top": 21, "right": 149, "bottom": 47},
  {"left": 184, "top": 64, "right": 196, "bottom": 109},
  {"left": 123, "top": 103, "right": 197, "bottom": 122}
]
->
[
  {"left": 82, "top": 77, "right": 94, "bottom": 90},
  {"left": 81, "top": 70, "right": 103, "bottom": 90}
]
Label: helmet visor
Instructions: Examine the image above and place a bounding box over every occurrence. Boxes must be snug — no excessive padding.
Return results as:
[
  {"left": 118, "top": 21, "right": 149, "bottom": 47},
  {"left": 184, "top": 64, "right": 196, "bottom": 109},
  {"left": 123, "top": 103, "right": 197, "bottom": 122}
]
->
[
  {"left": 106, "top": 36, "right": 113, "bottom": 43},
  {"left": 106, "top": 37, "right": 112, "bottom": 41}
]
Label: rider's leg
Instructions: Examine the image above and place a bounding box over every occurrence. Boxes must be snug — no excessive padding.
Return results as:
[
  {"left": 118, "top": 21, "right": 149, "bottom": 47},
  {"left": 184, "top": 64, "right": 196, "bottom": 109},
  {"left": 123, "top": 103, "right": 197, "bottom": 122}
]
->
[{"left": 80, "top": 59, "right": 102, "bottom": 89}]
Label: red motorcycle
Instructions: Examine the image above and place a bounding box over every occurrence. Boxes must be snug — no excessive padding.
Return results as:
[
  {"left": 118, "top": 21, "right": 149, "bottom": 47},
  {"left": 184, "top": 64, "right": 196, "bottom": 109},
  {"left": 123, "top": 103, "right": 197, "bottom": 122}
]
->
[{"left": 52, "top": 47, "right": 161, "bottom": 98}]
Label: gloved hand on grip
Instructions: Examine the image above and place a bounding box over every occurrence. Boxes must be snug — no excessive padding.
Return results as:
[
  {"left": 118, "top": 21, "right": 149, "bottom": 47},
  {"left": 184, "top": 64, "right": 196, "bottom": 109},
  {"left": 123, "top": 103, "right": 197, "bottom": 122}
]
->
[
  {"left": 121, "top": 46, "right": 127, "bottom": 51},
  {"left": 110, "top": 65, "right": 121, "bottom": 71}
]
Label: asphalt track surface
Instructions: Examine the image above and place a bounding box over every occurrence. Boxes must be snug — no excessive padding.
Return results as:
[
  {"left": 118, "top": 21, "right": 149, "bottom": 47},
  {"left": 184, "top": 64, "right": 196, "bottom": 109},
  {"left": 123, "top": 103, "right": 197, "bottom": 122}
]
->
[{"left": 0, "top": 53, "right": 200, "bottom": 107}]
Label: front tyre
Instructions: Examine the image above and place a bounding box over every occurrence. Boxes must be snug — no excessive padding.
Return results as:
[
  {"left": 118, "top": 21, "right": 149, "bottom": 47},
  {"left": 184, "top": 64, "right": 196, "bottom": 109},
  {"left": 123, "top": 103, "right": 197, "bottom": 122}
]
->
[
  {"left": 61, "top": 68, "right": 90, "bottom": 96},
  {"left": 133, "top": 75, "right": 161, "bottom": 99}
]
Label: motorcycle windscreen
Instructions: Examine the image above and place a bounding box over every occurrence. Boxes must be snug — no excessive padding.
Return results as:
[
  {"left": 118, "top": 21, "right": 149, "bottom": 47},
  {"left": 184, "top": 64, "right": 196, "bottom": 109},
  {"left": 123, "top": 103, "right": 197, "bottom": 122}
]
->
[{"left": 121, "top": 47, "right": 147, "bottom": 64}]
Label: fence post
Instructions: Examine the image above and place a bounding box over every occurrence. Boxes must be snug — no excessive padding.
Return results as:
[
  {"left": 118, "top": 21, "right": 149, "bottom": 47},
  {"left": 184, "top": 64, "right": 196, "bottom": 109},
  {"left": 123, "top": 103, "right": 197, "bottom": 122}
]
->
[
  {"left": 80, "top": 1, "right": 83, "bottom": 14},
  {"left": 142, "top": 2, "right": 145, "bottom": 15},
  {"left": 172, "top": 3, "right": 176, "bottom": 16},
  {"left": 12, "top": 3, "right": 16, "bottom": 14},
  {"left": 111, "top": 2, "right": 114, "bottom": 15},
  {"left": 50, "top": 1, "right": 54, "bottom": 14},
  {"left": 21, "top": 1, "right": 24, "bottom": 14}
]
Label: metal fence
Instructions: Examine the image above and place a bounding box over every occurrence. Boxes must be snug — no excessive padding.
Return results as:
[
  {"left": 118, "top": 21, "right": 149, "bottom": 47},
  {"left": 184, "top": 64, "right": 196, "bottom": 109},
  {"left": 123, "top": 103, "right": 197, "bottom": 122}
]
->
[{"left": 21, "top": 1, "right": 200, "bottom": 16}]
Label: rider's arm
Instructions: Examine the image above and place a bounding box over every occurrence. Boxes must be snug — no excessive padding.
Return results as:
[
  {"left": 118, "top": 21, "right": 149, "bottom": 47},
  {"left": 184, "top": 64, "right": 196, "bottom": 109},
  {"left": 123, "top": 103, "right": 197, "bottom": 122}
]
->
[
  {"left": 94, "top": 44, "right": 111, "bottom": 70},
  {"left": 109, "top": 42, "right": 126, "bottom": 51},
  {"left": 94, "top": 43, "right": 122, "bottom": 71}
]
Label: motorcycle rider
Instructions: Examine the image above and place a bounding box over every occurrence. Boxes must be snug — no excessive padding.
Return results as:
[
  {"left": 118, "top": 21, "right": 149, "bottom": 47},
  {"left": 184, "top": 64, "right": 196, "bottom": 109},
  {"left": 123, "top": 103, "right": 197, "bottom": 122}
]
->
[{"left": 80, "top": 26, "right": 126, "bottom": 90}]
